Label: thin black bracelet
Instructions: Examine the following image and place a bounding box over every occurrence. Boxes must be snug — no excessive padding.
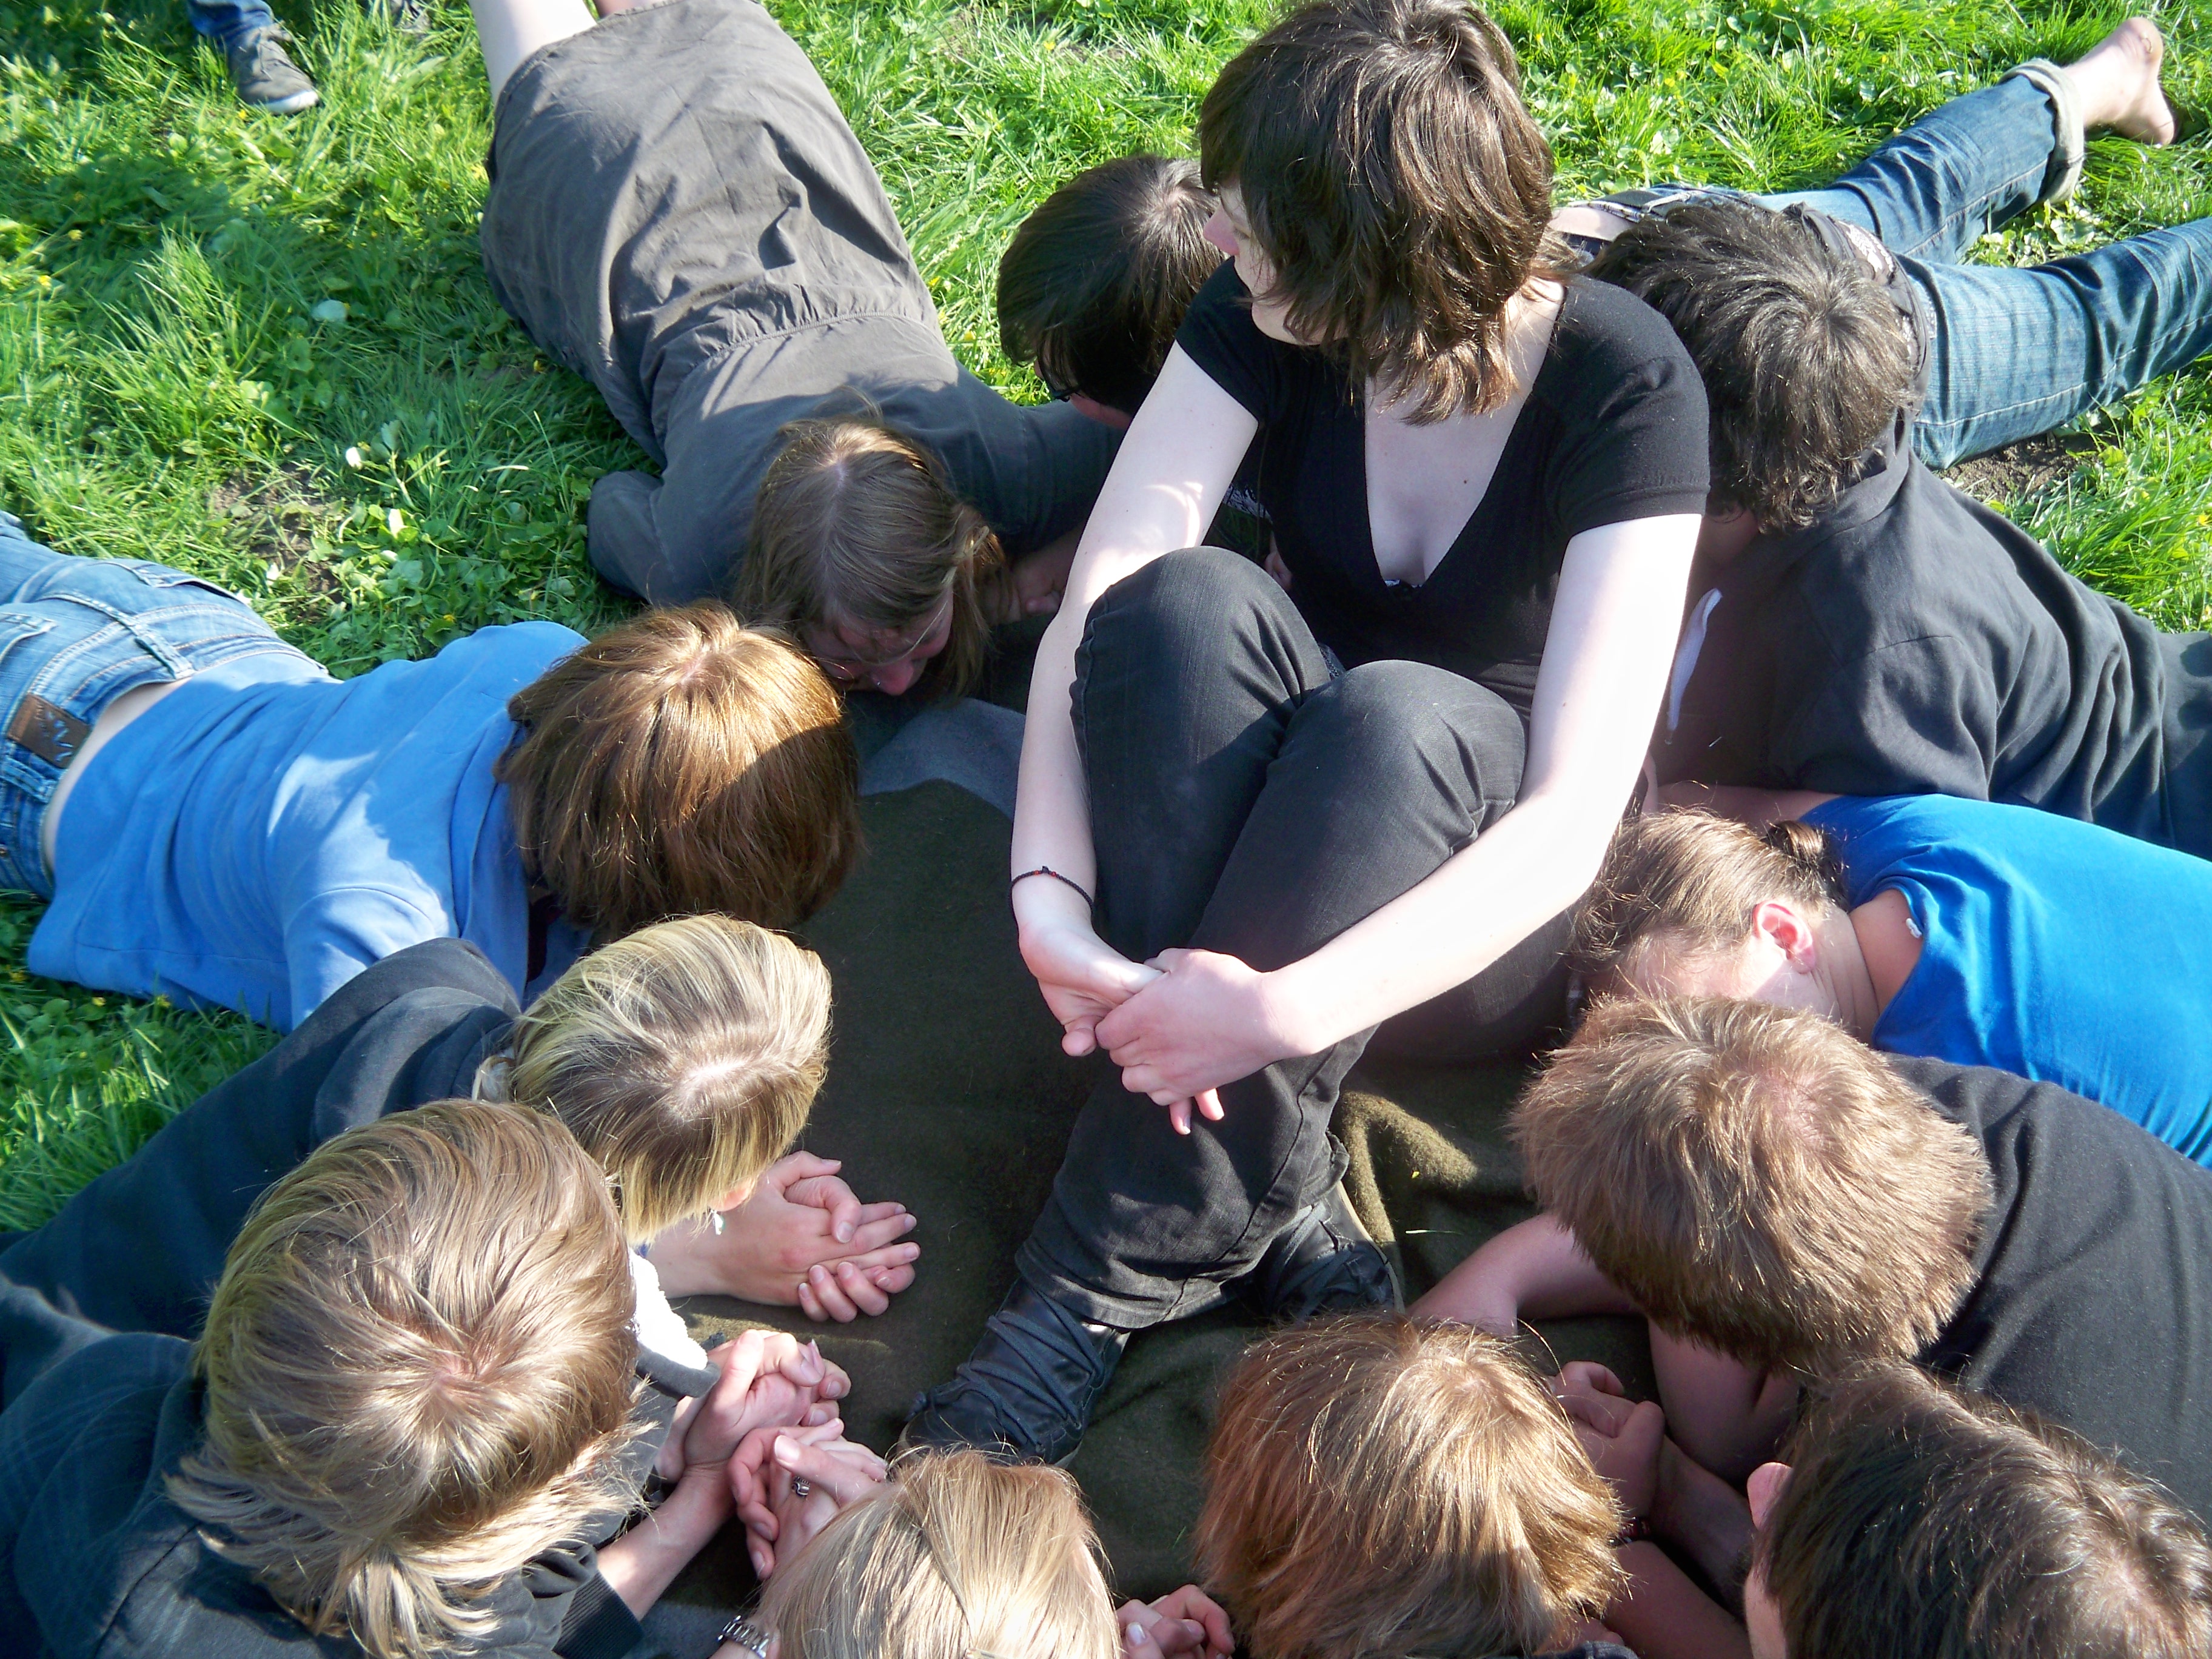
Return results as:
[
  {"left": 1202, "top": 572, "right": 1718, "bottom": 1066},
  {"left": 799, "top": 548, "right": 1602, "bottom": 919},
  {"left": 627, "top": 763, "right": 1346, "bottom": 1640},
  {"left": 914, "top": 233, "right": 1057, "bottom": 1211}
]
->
[{"left": 1010, "top": 865, "right": 1094, "bottom": 909}]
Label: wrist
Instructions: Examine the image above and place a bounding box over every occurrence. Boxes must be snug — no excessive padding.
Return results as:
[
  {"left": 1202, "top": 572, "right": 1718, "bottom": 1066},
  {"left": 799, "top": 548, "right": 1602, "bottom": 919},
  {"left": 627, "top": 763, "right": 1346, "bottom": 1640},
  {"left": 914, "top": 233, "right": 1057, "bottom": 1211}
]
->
[{"left": 1255, "top": 960, "right": 1341, "bottom": 1057}]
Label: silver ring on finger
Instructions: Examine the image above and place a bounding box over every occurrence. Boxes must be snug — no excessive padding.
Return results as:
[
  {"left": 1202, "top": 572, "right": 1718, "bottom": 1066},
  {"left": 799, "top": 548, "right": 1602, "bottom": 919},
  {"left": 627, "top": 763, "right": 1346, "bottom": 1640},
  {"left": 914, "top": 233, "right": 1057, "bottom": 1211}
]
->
[{"left": 791, "top": 1478, "right": 813, "bottom": 1499}]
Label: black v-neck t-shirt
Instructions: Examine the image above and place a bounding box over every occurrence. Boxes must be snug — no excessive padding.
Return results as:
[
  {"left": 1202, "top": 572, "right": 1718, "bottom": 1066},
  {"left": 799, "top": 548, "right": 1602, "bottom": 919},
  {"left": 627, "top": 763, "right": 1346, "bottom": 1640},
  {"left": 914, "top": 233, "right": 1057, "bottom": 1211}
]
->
[{"left": 1175, "top": 264, "right": 1709, "bottom": 719}]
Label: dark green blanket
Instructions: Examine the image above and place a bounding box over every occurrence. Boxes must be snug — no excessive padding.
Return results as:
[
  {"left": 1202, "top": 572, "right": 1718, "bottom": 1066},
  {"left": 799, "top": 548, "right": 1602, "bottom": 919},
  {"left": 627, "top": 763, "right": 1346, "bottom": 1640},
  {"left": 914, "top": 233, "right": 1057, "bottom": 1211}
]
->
[{"left": 672, "top": 782, "right": 1649, "bottom": 1608}]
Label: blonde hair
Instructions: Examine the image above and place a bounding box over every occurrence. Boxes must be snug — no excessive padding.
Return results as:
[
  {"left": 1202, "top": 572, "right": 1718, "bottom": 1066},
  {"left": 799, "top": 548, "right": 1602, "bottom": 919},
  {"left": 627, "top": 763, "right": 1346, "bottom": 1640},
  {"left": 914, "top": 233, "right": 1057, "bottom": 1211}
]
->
[
  {"left": 1515, "top": 995, "right": 1992, "bottom": 1375},
  {"left": 760, "top": 1450, "right": 1119, "bottom": 1659},
  {"left": 478, "top": 915, "right": 833, "bottom": 1242},
  {"left": 167, "top": 1101, "right": 640, "bottom": 1659},
  {"left": 1572, "top": 811, "right": 1849, "bottom": 988},
  {"left": 737, "top": 418, "right": 1002, "bottom": 699},
  {"left": 1195, "top": 1316, "right": 1623, "bottom": 1659},
  {"left": 500, "top": 602, "right": 860, "bottom": 939}
]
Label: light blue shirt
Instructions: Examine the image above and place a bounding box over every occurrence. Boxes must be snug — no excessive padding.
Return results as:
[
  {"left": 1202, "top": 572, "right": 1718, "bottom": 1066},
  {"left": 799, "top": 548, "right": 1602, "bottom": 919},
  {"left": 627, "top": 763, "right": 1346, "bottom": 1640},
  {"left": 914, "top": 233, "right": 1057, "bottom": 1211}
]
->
[
  {"left": 30, "top": 623, "right": 591, "bottom": 1031},
  {"left": 1805, "top": 793, "right": 2212, "bottom": 1163}
]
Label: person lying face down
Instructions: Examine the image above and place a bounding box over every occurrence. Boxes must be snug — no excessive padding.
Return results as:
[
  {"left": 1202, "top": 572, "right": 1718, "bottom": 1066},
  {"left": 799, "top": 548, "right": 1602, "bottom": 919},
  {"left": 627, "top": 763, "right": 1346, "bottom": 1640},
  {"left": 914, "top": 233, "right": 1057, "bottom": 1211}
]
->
[
  {"left": 1575, "top": 800, "right": 2212, "bottom": 1165},
  {"left": 1418, "top": 994, "right": 2212, "bottom": 1527},
  {"left": 0, "top": 1097, "right": 865, "bottom": 1658},
  {"left": 478, "top": 913, "right": 919, "bottom": 1324},
  {"left": 688, "top": 1446, "right": 1230, "bottom": 1659},
  {"left": 1595, "top": 199, "right": 2212, "bottom": 857},
  {"left": 1192, "top": 1317, "right": 1632, "bottom": 1659},
  {"left": 1741, "top": 1363, "right": 2211, "bottom": 1659},
  {"left": 471, "top": 0, "right": 1129, "bottom": 677},
  {"left": 1, "top": 521, "right": 857, "bottom": 1031}
]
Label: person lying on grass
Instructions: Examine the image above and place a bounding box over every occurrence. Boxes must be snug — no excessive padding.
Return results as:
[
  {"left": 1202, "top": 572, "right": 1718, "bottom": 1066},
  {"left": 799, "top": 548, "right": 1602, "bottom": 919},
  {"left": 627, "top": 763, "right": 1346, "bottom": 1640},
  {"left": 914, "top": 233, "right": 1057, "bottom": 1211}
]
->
[
  {"left": 1601, "top": 193, "right": 2212, "bottom": 857},
  {"left": 0, "top": 919, "right": 911, "bottom": 1464},
  {"left": 1415, "top": 995, "right": 2212, "bottom": 1532},
  {"left": 0, "top": 1100, "right": 854, "bottom": 1659},
  {"left": 692, "top": 1445, "right": 1232, "bottom": 1659},
  {"left": 0, "top": 517, "right": 856, "bottom": 1031},
  {"left": 1592, "top": 1362, "right": 2212, "bottom": 1659},
  {"left": 909, "top": 0, "right": 1712, "bottom": 1465},
  {"left": 1574, "top": 797, "right": 2212, "bottom": 1165},
  {"left": 997, "top": 21, "right": 2193, "bottom": 480},
  {"left": 468, "top": 0, "right": 1136, "bottom": 697}
]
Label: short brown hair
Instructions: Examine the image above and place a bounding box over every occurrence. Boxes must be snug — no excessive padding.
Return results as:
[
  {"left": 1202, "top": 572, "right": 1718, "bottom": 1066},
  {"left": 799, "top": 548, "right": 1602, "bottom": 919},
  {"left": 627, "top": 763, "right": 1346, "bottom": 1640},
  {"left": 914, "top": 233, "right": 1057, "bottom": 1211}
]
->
[
  {"left": 1515, "top": 996, "right": 1993, "bottom": 1374},
  {"left": 737, "top": 418, "right": 1000, "bottom": 699},
  {"left": 1198, "top": 0, "right": 1562, "bottom": 421},
  {"left": 169, "top": 1102, "right": 639, "bottom": 1659},
  {"left": 1195, "top": 1316, "right": 1623, "bottom": 1659},
  {"left": 1589, "top": 201, "right": 1920, "bottom": 529},
  {"left": 1760, "top": 1363, "right": 2212, "bottom": 1659},
  {"left": 500, "top": 602, "right": 859, "bottom": 938},
  {"left": 761, "top": 1449, "right": 1118, "bottom": 1659},
  {"left": 481, "top": 914, "right": 833, "bottom": 1241},
  {"left": 999, "top": 155, "right": 1221, "bottom": 413},
  {"left": 1573, "top": 812, "right": 1847, "bottom": 985}
]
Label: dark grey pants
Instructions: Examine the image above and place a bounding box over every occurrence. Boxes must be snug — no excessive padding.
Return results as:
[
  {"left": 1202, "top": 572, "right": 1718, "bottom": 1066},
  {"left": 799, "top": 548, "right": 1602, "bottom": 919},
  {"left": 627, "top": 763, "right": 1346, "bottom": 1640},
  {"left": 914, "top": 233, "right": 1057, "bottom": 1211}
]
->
[{"left": 1014, "top": 550, "right": 1569, "bottom": 1327}]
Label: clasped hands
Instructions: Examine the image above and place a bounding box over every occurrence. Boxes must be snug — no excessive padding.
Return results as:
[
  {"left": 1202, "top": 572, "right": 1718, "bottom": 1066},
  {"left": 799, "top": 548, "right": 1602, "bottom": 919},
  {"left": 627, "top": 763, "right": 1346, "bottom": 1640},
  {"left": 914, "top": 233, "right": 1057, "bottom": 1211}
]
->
[
  {"left": 1019, "top": 914, "right": 1318, "bottom": 1133},
  {"left": 646, "top": 1151, "right": 919, "bottom": 1321}
]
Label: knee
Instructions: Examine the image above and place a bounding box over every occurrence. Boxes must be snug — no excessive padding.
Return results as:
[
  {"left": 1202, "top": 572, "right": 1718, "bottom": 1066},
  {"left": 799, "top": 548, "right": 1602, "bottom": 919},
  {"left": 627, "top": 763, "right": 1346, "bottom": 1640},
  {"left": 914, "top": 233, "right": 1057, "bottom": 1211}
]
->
[
  {"left": 1086, "top": 546, "right": 1292, "bottom": 662},
  {"left": 1298, "top": 662, "right": 1527, "bottom": 798}
]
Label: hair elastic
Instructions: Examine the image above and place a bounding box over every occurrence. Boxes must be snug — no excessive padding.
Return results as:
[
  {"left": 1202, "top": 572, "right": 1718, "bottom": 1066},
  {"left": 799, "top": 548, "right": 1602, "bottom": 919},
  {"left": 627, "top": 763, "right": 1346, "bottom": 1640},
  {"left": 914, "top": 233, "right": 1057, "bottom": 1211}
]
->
[{"left": 1010, "top": 865, "right": 1094, "bottom": 909}]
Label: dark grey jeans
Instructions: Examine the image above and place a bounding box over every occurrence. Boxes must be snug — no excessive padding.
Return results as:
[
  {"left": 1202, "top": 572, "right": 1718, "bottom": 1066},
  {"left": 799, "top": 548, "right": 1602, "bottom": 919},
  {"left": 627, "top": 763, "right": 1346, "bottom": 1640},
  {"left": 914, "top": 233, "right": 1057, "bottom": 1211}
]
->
[{"left": 1014, "top": 549, "right": 1569, "bottom": 1327}]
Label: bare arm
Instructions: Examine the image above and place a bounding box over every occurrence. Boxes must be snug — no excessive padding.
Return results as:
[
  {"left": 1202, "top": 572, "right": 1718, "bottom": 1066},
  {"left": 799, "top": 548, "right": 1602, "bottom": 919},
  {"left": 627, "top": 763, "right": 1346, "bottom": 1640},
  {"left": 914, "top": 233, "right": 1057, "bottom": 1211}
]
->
[
  {"left": 1649, "top": 1326, "right": 1799, "bottom": 1487},
  {"left": 1411, "top": 1213, "right": 1641, "bottom": 1330},
  {"left": 1605, "top": 1541, "right": 1752, "bottom": 1659},
  {"left": 1008, "top": 347, "right": 1261, "bottom": 1052}
]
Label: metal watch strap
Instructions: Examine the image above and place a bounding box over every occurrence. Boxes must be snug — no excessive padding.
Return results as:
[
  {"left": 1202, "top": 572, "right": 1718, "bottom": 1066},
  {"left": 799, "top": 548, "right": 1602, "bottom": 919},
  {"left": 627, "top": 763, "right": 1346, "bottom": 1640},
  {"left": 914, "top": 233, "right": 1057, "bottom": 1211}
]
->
[{"left": 719, "top": 1613, "right": 772, "bottom": 1658}]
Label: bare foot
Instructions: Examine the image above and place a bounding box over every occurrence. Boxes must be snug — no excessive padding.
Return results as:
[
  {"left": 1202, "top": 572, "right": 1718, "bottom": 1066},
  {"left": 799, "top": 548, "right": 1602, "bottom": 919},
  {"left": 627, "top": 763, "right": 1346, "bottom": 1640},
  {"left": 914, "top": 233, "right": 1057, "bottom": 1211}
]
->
[{"left": 2067, "top": 17, "right": 2179, "bottom": 144}]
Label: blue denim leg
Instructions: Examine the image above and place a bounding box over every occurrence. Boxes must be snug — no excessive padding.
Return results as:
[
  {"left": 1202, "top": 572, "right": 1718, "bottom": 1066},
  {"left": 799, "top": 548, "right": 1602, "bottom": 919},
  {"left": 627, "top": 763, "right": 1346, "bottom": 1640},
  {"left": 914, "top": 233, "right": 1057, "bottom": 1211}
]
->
[
  {"left": 186, "top": 0, "right": 276, "bottom": 52},
  {"left": 1761, "top": 76, "right": 2066, "bottom": 261},
  {"left": 1909, "top": 221, "right": 2212, "bottom": 468},
  {"left": 0, "top": 513, "right": 310, "bottom": 897}
]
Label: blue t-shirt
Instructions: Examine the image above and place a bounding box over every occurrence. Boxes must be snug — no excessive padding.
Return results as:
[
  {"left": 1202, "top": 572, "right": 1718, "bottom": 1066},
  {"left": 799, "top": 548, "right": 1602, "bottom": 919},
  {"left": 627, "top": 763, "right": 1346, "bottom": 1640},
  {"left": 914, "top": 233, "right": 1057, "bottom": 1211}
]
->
[
  {"left": 1803, "top": 793, "right": 2212, "bottom": 1162},
  {"left": 28, "top": 623, "right": 592, "bottom": 1031}
]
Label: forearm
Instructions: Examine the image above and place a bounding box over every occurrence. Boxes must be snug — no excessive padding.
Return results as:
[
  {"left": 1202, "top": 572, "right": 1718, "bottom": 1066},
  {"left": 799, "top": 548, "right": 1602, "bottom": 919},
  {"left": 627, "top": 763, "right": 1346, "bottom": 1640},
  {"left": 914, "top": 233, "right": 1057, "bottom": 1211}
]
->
[
  {"left": 1265, "top": 786, "right": 1615, "bottom": 1049},
  {"left": 1413, "top": 1213, "right": 1640, "bottom": 1327},
  {"left": 594, "top": 1469, "right": 728, "bottom": 1618},
  {"left": 1651, "top": 1438, "right": 1755, "bottom": 1608},
  {"left": 1650, "top": 1326, "right": 1797, "bottom": 1486},
  {"left": 1010, "top": 608, "right": 1097, "bottom": 891},
  {"left": 1604, "top": 1541, "right": 1751, "bottom": 1659}
]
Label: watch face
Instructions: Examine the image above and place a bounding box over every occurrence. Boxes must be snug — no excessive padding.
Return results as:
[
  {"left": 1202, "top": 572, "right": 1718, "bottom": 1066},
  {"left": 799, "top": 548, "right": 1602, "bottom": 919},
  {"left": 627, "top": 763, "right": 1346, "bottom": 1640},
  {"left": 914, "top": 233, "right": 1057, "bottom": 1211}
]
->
[{"left": 723, "top": 1614, "right": 772, "bottom": 1658}]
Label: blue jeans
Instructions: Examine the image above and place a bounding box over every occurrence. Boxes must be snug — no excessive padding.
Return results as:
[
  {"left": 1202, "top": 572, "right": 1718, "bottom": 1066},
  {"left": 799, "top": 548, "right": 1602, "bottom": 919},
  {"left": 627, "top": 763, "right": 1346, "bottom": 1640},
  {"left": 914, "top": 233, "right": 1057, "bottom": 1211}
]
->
[
  {"left": 186, "top": 0, "right": 276, "bottom": 52},
  {"left": 0, "top": 517, "right": 306, "bottom": 898},
  {"left": 1763, "top": 73, "right": 2212, "bottom": 468}
]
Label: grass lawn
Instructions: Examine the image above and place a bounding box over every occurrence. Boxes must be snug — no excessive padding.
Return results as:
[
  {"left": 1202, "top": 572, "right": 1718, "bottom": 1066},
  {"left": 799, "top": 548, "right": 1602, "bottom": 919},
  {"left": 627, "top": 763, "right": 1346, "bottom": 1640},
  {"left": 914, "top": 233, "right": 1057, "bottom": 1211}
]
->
[{"left": 1, "top": 0, "right": 2210, "bottom": 1228}]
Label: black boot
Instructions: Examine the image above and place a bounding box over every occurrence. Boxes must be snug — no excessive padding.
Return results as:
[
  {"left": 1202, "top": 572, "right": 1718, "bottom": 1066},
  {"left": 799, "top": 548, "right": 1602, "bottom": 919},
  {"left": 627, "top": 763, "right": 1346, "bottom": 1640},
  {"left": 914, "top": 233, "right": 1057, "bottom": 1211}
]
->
[
  {"left": 1238, "top": 1180, "right": 1398, "bottom": 1321},
  {"left": 903, "top": 1278, "right": 1128, "bottom": 1464}
]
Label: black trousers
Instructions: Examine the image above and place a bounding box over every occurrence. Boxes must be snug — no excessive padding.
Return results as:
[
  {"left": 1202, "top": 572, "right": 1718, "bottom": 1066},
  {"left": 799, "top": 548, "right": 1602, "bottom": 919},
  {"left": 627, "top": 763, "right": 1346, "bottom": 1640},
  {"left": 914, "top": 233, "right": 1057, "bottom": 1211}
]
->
[{"left": 1015, "top": 551, "right": 1569, "bottom": 1327}]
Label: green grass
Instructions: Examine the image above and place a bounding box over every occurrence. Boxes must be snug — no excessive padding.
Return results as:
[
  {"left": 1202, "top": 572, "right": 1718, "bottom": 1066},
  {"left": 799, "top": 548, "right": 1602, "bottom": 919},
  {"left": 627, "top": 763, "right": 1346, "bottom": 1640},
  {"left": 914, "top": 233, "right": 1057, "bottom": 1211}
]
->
[{"left": 4, "top": 0, "right": 2212, "bottom": 1224}]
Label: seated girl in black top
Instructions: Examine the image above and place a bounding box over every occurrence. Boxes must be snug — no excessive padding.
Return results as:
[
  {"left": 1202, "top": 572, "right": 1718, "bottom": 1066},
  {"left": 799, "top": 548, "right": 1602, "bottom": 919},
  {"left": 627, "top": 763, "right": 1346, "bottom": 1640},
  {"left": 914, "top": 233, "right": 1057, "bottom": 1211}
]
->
[{"left": 907, "top": 0, "right": 1709, "bottom": 1463}]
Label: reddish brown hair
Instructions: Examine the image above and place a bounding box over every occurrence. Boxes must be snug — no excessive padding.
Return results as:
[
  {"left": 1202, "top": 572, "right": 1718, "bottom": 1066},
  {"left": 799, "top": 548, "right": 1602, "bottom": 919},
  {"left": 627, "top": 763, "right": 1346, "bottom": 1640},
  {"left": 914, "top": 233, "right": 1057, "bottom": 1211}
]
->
[
  {"left": 500, "top": 603, "right": 859, "bottom": 940},
  {"left": 1195, "top": 1316, "right": 1622, "bottom": 1659}
]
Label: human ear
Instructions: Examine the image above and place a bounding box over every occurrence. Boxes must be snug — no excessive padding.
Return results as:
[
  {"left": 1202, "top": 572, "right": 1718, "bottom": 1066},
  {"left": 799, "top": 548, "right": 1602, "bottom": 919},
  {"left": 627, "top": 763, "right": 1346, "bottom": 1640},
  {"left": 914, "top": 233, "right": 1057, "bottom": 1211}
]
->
[
  {"left": 1750, "top": 900, "right": 1818, "bottom": 971},
  {"left": 1746, "top": 1460, "right": 1792, "bottom": 1529}
]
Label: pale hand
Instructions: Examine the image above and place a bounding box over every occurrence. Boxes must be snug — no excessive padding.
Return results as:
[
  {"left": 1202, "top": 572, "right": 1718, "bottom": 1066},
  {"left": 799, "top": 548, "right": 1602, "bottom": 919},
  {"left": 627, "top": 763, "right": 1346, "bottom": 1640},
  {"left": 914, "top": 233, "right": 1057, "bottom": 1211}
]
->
[
  {"left": 1093, "top": 948, "right": 1307, "bottom": 1131},
  {"left": 658, "top": 1330, "right": 850, "bottom": 1481},
  {"left": 1118, "top": 1586, "right": 1236, "bottom": 1659},
  {"left": 730, "top": 1419, "right": 888, "bottom": 1578},
  {"left": 645, "top": 1152, "right": 919, "bottom": 1319},
  {"left": 1550, "top": 1362, "right": 1666, "bottom": 1520},
  {"left": 1018, "top": 914, "right": 1159, "bottom": 1058}
]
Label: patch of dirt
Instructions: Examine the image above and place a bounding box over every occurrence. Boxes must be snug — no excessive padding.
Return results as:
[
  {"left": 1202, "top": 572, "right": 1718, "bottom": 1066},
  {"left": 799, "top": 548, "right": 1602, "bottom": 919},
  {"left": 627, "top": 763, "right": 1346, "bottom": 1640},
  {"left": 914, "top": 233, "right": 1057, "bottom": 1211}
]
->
[
  {"left": 208, "top": 463, "right": 343, "bottom": 596},
  {"left": 1941, "top": 431, "right": 2099, "bottom": 505}
]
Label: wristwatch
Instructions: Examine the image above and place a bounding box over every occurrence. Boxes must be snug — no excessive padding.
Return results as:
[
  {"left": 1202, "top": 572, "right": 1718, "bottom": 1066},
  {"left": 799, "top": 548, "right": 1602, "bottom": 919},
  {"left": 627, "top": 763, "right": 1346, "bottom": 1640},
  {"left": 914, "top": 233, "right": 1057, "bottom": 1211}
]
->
[{"left": 720, "top": 1613, "right": 773, "bottom": 1658}]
